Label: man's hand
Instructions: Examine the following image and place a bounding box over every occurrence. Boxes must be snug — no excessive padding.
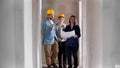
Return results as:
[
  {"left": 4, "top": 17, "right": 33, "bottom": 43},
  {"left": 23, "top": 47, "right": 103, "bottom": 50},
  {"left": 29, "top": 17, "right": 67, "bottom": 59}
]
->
[{"left": 50, "top": 24, "right": 54, "bottom": 29}]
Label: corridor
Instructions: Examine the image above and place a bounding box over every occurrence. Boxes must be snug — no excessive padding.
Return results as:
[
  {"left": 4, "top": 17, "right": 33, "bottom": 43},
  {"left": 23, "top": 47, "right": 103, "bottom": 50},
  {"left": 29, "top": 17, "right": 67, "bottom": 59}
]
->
[{"left": 0, "top": 0, "right": 120, "bottom": 68}]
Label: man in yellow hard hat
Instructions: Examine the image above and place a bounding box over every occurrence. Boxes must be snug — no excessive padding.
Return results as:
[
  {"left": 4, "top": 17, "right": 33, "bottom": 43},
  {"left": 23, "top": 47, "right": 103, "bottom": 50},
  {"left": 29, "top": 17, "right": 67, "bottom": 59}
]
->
[
  {"left": 42, "top": 9, "right": 58, "bottom": 68},
  {"left": 56, "top": 14, "right": 66, "bottom": 68}
]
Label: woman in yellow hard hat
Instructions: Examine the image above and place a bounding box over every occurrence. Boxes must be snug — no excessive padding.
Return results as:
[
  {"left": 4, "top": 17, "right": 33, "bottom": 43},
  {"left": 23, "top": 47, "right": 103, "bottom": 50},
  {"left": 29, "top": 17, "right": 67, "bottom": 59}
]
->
[
  {"left": 56, "top": 13, "right": 67, "bottom": 68},
  {"left": 42, "top": 9, "right": 58, "bottom": 68}
]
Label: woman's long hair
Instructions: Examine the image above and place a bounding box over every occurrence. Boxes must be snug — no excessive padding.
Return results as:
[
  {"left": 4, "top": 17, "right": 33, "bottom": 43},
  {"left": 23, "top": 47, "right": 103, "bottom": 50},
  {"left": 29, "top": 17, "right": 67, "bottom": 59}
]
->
[{"left": 69, "top": 15, "right": 77, "bottom": 26}]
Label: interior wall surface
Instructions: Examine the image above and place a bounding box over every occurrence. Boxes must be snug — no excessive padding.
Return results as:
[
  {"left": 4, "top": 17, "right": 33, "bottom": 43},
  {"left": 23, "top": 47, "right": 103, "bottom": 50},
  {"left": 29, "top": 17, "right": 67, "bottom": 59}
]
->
[
  {"left": 32, "top": 0, "right": 39, "bottom": 68},
  {"left": 15, "top": 0, "right": 24, "bottom": 68},
  {"left": 42, "top": 0, "right": 79, "bottom": 25},
  {"left": 103, "top": 0, "right": 120, "bottom": 68},
  {"left": 0, "top": 0, "right": 16, "bottom": 68},
  {"left": 0, "top": 0, "right": 24, "bottom": 68},
  {"left": 86, "top": 0, "right": 103, "bottom": 68}
]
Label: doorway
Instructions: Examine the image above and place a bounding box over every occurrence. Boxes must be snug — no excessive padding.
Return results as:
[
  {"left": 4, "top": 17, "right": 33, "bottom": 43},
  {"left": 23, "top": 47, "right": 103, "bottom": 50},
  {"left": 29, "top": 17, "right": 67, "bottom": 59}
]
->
[
  {"left": 22, "top": 0, "right": 103, "bottom": 68},
  {"left": 38, "top": 0, "right": 85, "bottom": 68}
]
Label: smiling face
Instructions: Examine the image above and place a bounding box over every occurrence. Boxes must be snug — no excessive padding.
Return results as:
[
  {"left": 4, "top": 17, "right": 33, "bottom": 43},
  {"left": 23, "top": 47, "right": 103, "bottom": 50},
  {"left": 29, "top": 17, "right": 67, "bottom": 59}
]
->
[{"left": 58, "top": 17, "right": 65, "bottom": 24}]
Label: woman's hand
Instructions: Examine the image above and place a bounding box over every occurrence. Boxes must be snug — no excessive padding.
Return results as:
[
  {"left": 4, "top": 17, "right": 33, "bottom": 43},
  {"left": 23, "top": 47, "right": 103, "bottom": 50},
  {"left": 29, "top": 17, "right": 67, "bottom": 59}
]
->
[
  {"left": 61, "top": 38, "right": 66, "bottom": 42},
  {"left": 73, "top": 35, "right": 78, "bottom": 38}
]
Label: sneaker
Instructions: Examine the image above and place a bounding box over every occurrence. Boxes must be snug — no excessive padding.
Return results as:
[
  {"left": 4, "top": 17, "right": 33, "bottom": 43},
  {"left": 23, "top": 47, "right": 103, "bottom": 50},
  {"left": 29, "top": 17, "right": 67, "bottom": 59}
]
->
[{"left": 51, "top": 63, "right": 58, "bottom": 68}]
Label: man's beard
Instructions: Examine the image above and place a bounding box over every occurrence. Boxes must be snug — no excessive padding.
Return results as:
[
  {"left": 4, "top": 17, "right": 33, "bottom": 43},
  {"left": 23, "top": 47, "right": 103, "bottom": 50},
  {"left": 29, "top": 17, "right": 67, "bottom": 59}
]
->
[{"left": 50, "top": 18, "right": 53, "bottom": 20}]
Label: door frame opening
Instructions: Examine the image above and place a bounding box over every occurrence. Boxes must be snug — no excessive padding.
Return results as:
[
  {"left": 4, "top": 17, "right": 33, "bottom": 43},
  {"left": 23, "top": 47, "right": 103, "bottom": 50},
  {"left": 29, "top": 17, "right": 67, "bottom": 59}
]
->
[{"left": 37, "top": 0, "right": 87, "bottom": 68}]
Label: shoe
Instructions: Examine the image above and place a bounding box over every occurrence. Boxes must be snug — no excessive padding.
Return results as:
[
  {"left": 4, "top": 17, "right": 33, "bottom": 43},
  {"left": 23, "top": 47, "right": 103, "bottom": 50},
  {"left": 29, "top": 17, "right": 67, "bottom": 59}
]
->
[
  {"left": 73, "top": 66, "right": 78, "bottom": 68},
  {"left": 68, "top": 65, "right": 72, "bottom": 68},
  {"left": 59, "top": 65, "right": 62, "bottom": 68},
  {"left": 63, "top": 64, "right": 66, "bottom": 68},
  {"left": 51, "top": 63, "right": 58, "bottom": 68},
  {"left": 47, "top": 65, "right": 52, "bottom": 68}
]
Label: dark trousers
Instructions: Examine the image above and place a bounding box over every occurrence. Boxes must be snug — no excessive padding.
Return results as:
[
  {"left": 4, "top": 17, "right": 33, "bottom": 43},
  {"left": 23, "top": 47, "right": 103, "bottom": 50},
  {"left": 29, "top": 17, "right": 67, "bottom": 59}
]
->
[
  {"left": 66, "top": 46, "right": 79, "bottom": 68},
  {"left": 58, "top": 42, "right": 66, "bottom": 66}
]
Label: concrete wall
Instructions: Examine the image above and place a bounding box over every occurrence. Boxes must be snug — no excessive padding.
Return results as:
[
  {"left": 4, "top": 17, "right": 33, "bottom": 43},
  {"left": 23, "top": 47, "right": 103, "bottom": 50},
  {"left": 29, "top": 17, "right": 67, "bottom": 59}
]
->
[
  {"left": 0, "top": 0, "right": 16, "bottom": 68},
  {"left": 1, "top": 0, "right": 120, "bottom": 68},
  {"left": 103, "top": 0, "right": 120, "bottom": 68},
  {"left": 32, "top": 0, "right": 42, "bottom": 68},
  {"left": 42, "top": 0, "right": 79, "bottom": 24},
  {"left": 85, "top": 0, "right": 120, "bottom": 68},
  {"left": 85, "top": 0, "right": 103, "bottom": 68},
  {"left": 15, "top": 0, "right": 24, "bottom": 68},
  {"left": 32, "top": 0, "right": 39, "bottom": 68},
  {"left": 0, "top": 0, "right": 24, "bottom": 68},
  {"left": 0, "top": 0, "right": 42, "bottom": 68}
]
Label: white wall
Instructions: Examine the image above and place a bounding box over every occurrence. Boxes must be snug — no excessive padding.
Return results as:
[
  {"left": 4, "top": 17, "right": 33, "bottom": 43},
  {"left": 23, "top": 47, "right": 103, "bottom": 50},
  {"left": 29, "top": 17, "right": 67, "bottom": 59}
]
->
[{"left": 103, "top": 0, "right": 120, "bottom": 68}]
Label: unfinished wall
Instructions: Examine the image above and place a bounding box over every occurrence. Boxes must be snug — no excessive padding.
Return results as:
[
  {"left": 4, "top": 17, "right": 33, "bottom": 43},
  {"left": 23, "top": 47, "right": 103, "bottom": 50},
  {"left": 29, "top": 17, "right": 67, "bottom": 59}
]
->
[{"left": 42, "top": 0, "right": 79, "bottom": 24}]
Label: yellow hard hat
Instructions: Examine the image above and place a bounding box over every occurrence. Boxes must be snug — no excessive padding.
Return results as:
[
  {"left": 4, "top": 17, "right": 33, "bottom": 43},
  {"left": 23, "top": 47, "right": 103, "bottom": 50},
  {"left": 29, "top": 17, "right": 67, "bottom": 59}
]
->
[
  {"left": 47, "top": 9, "right": 55, "bottom": 15},
  {"left": 58, "top": 14, "right": 65, "bottom": 18}
]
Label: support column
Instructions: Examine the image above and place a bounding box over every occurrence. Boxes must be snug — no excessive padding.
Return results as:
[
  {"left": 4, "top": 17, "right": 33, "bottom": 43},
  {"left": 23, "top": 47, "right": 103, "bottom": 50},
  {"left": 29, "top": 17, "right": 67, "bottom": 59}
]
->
[
  {"left": 24, "top": 0, "right": 33, "bottom": 68},
  {"left": 86, "top": 0, "right": 103, "bottom": 68}
]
